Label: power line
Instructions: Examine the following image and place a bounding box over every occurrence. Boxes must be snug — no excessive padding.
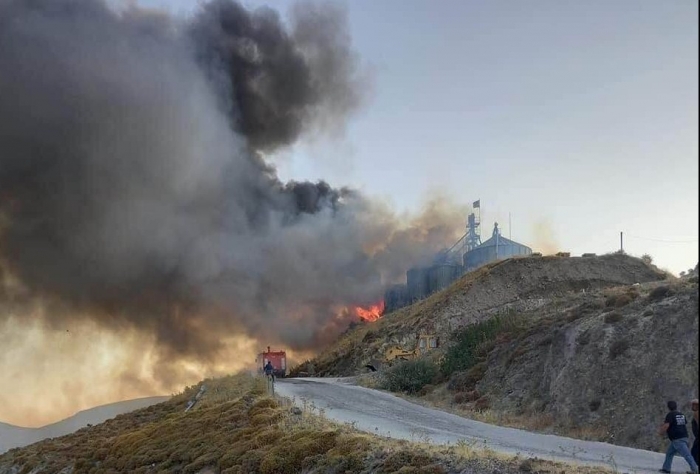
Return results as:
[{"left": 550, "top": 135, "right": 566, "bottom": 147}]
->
[{"left": 625, "top": 234, "right": 699, "bottom": 244}]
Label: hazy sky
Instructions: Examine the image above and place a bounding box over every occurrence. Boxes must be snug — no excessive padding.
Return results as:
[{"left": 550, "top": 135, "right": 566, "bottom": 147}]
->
[{"left": 135, "top": 0, "right": 698, "bottom": 274}]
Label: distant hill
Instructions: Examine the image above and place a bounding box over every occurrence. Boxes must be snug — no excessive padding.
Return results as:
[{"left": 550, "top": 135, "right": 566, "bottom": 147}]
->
[{"left": 0, "top": 396, "right": 168, "bottom": 454}]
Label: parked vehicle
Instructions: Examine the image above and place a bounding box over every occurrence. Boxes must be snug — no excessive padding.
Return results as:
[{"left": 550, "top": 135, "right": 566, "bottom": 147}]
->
[{"left": 256, "top": 346, "right": 287, "bottom": 378}]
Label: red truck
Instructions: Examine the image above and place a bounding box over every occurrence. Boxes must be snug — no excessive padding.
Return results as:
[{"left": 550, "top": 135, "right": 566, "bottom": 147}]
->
[{"left": 256, "top": 346, "right": 286, "bottom": 378}]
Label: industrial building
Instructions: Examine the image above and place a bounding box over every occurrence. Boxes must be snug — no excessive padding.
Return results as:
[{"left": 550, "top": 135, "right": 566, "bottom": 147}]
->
[
  {"left": 384, "top": 202, "right": 532, "bottom": 313},
  {"left": 463, "top": 222, "right": 532, "bottom": 270}
]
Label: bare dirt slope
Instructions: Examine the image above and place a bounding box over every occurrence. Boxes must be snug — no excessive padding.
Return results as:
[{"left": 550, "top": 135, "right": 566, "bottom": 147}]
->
[
  {"left": 298, "top": 254, "right": 667, "bottom": 376},
  {"left": 472, "top": 280, "right": 698, "bottom": 452}
]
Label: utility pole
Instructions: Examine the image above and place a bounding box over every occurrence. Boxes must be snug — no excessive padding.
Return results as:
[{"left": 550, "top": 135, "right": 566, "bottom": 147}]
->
[
  {"left": 509, "top": 212, "right": 512, "bottom": 240},
  {"left": 620, "top": 231, "right": 624, "bottom": 253}
]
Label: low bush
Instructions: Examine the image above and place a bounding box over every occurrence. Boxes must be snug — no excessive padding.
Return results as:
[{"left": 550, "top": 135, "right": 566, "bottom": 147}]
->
[
  {"left": 362, "top": 330, "right": 378, "bottom": 343},
  {"left": 453, "top": 390, "right": 481, "bottom": 404},
  {"left": 615, "top": 295, "right": 633, "bottom": 307},
  {"left": 441, "top": 314, "right": 520, "bottom": 377},
  {"left": 474, "top": 396, "right": 491, "bottom": 411},
  {"left": 377, "top": 451, "right": 438, "bottom": 473},
  {"left": 380, "top": 359, "right": 439, "bottom": 394},
  {"left": 604, "top": 312, "right": 623, "bottom": 324},
  {"left": 604, "top": 286, "right": 639, "bottom": 307},
  {"left": 626, "top": 288, "right": 640, "bottom": 300},
  {"left": 447, "top": 362, "right": 487, "bottom": 392},
  {"left": 417, "top": 384, "right": 436, "bottom": 396},
  {"left": 648, "top": 285, "right": 673, "bottom": 300},
  {"left": 609, "top": 340, "right": 629, "bottom": 359}
]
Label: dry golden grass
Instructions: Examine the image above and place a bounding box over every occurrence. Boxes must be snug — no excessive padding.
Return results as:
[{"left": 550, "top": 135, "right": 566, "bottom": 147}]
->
[{"left": 0, "top": 373, "right": 619, "bottom": 474}]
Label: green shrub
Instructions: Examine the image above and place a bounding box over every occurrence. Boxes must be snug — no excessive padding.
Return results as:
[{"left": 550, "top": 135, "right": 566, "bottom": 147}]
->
[
  {"left": 604, "top": 312, "right": 623, "bottom": 324},
  {"left": 447, "top": 362, "right": 487, "bottom": 392},
  {"left": 648, "top": 285, "right": 673, "bottom": 300},
  {"left": 606, "top": 294, "right": 633, "bottom": 308},
  {"left": 380, "top": 359, "right": 438, "bottom": 394},
  {"left": 440, "top": 314, "right": 520, "bottom": 376}
]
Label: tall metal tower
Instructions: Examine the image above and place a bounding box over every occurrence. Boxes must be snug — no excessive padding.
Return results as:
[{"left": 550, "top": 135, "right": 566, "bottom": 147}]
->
[{"left": 465, "top": 200, "right": 482, "bottom": 252}]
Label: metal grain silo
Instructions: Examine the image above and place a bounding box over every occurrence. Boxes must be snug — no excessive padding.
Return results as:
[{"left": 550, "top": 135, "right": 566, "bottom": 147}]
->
[
  {"left": 384, "top": 284, "right": 408, "bottom": 313},
  {"left": 463, "top": 223, "right": 532, "bottom": 271},
  {"left": 427, "top": 264, "right": 462, "bottom": 294},
  {"left": 407, "top": 267, "right": 429, "bottom": 302}
]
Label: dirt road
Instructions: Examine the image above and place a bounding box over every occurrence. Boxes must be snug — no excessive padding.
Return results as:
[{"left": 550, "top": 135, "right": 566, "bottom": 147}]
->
[{"left": 276, "top": 378, "right": 668, "bottom": 474}]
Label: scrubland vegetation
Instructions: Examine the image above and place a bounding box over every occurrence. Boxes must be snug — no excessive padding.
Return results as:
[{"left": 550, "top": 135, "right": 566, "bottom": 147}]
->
[{"left": 0, "top": 373, "right": 617, "bottom": 474}]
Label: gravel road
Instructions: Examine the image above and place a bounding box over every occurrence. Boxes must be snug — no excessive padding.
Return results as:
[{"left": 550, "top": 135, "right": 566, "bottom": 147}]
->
[{"left": 276, "top": 377, "right": 669, "bottom": 474}]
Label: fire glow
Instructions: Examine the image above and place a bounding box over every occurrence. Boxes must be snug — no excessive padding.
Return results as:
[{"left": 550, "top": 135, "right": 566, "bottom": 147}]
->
[{"left": 354, "top": 301, "right": 385, "bottom": 322}]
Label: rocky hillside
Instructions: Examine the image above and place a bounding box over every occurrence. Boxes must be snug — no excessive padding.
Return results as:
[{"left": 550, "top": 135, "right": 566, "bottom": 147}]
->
[
  {"left": 296, "top": 254, "right": 667, "bottom": 376},
  {"left": 291, "top": 254, "right": 698, "bottom": 452},
  {"left": 456, "top": 279, "right": 698, "bottom": 452}
]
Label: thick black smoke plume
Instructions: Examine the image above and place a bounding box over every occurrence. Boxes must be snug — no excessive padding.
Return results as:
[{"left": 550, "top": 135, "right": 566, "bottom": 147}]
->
[
  {"left": 0, "top": 0, "right": 463, "bottom": 365},
  {"left": 190, "top": 0, "right": 360, "bottom": 151}
]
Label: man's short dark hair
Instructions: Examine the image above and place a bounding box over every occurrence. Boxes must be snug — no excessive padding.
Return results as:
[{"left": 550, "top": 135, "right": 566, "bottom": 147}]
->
[{"left": 667, "top": 400, "right": 677, "bottom": 411}]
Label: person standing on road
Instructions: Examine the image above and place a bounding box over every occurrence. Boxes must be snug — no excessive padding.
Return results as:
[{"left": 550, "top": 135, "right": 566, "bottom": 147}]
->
[
  {"left": 691, "top": 399, "right": 699, "bottom": 465},
  {"left": 264, "top": 361, "right": 275, "bottom": 382},
  {"left": 658, "top": 400, "right": 699, "bottom": 473}
]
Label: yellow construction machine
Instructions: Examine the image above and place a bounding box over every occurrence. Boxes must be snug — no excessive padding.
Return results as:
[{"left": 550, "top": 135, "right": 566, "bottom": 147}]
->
[
  {"left": 384, "top": 333, "right": 439, "bottom": 363},
  {"left": 365, "top": 333, "right": 439, "bottom": 372}
]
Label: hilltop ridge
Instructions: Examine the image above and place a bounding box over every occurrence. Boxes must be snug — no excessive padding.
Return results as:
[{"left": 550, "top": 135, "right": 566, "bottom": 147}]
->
[{"left": 299, "top": 253, "right": 667, "bottom": 376}]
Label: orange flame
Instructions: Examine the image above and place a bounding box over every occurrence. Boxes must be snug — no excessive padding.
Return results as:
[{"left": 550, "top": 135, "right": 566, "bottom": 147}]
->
[{"left": 353, "top": 301, "right": 384, "bottom": 322}]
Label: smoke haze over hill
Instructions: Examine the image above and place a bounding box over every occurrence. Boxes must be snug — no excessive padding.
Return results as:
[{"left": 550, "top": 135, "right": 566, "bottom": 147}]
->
[{"left": 0, "top": 0, "right": 464, "bottom": 425}]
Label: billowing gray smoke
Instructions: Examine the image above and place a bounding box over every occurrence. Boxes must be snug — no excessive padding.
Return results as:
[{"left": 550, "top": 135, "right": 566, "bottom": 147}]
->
[
  {"left": 190, "top": 0, "right": 359, "bottom": 151},
  {"left": 0, "top": 0, "right": 462, "bottom": 364}
]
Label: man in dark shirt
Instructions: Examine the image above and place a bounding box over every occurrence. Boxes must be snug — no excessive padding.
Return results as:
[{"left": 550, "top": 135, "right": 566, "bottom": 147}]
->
[
  {"left": 658, "top": 400, "right": 699, "bottom": 473},
  {"left": 264, "top": 361, "right": 275, "bottom": 381},
  {"left": 692, "top": 399, "right": 699, "bottom": 465}
]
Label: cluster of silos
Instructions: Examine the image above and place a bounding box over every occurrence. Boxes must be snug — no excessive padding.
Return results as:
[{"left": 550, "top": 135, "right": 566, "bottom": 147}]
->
[
  {"left": 383, "top": 222, "right": 533, "bottom": 313},
  {"left": 384, "top": 263, "right": 463, "bottom": 312}
]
